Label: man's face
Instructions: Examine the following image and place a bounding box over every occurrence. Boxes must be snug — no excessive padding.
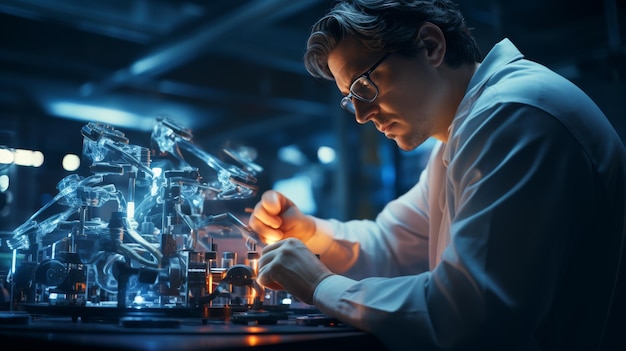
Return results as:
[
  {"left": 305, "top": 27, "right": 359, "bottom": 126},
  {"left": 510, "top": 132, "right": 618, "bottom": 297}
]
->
[{"left": 327, "top": 34, "right": 446, "bottom": 151}]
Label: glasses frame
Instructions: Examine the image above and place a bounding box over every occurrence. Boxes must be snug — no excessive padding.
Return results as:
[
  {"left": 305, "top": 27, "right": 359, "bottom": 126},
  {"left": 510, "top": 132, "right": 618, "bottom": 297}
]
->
[{"left": 340, "top": 52, "right": 390, "bottom": 114}]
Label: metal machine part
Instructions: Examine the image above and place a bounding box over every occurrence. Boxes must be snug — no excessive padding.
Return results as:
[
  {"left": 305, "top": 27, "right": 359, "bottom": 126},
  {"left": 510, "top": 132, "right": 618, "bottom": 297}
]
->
[
  {"left": 151, "top": 116, "right": 260, "bottom": 200},
  {"left": 3, "top": 119, "right": 272, "bottom": 322}
]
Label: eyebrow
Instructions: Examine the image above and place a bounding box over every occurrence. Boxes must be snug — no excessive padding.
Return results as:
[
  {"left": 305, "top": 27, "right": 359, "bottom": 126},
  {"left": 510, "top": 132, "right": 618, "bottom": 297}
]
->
[{"left": 349, "top": 52, "right": 390, "bottom": 84}]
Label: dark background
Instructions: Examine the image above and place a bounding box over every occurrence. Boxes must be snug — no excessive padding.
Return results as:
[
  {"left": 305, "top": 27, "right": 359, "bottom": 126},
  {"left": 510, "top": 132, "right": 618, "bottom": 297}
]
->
[{"left": 0, "top": 0, "right": 625, "bottom": 231}]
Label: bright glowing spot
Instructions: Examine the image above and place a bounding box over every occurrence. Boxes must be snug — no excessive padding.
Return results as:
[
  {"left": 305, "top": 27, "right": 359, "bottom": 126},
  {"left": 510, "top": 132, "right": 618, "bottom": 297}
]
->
[
  {"left": 244, "top": 335, "right": 262, "bottom": 347},
  {"left": 0, "top": 175, "right": 8, "bottom": 191},
  {"left": 277, "top": 145, "right": 307, "bottom": 166},
  {"left": 11, "top": 249, "right": 17, "bottom": 274},
  {"left": 0, "top": 148, "right": 14, "bottom": 164},
  {"left": 14, "top": 149, "right": 44, "bottom": 167},
  {"left": 48, "top": 102, "right": 154, "bottom": 131},
  {"left": 62, "top": 154, "right": 80, "bottom": 171},
  {"left": 150, "top": 167, "right": 163, "bottom": 196},
  {"left": 127, "top": 201, "right": 135, "bottom": 219},
  {"left": 317, "top": 146, "right": 336, "bottom": 164},
  {"left": 133, "top": 295, "right": 145, "bottom": 304},
  {"left": 13, "top": 150, "right": 31, "bottom": 166},
  {"left": 32, "top": 151, "right": 44, "bottom": 167}
]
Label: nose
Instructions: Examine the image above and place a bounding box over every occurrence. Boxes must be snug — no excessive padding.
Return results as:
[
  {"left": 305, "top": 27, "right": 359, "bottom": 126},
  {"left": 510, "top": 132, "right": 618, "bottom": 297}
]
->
[{"left": 353, "top": 100, "right": 377, "bottom": 124}]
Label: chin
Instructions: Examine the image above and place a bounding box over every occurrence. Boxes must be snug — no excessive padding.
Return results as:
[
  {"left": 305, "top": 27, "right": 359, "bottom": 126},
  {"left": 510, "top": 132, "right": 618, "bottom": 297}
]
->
[
  {"left": 395, "top": 137, "right": 424, "bottom": 151},
  {"left": 388, "top": 134, "right": 402, "bottom": 148},
  {"left": 395, "top": 140, "right": 414, "bottom": 151}
]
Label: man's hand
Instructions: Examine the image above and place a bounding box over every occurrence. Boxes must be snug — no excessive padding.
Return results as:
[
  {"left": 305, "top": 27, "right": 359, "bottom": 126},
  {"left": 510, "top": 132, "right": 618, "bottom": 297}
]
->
[
  {"left": 248, "top": 190, "right": 316, "bottom": 245},
  {"left": 257, "top": 238, "right": 333, "bottom": 305}
]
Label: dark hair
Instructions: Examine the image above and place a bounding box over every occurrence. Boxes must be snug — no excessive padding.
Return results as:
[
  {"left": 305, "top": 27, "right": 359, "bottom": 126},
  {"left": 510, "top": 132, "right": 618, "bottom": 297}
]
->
[{"left": 304, "top": 0, "right": 482, "bottom": 80}]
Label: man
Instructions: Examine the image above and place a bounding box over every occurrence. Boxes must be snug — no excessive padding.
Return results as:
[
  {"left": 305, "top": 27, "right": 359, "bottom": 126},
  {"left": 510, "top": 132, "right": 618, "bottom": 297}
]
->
[{"left": 249, "top": 1, "right": 626, "bottom": 350}]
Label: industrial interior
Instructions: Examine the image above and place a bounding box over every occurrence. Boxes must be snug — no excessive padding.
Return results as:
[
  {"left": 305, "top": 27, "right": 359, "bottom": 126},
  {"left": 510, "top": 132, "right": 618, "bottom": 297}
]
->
[{"left": 0, "top": 0, "right": 624, "bottom": 350}]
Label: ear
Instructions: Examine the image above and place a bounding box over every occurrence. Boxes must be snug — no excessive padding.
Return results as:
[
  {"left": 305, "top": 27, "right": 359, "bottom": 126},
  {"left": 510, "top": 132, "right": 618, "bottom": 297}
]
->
[{"left": 416, "top": 22, "right": 446, "bottom": 67}]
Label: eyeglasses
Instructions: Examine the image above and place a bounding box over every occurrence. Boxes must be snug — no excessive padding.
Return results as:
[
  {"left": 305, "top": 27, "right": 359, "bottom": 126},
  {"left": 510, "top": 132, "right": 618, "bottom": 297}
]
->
[{"left": 340, "top": 52, "right": 390, "bottom": 114}]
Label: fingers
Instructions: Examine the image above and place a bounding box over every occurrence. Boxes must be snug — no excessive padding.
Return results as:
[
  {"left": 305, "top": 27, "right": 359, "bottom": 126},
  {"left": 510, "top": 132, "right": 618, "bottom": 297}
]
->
[
  {"left": 262, "top": 190, "right": 284, "bottom": 216},
  {"left": 252, "top": 191, "right": 284, "bottom": 229},
  {"left": 256, "top": 241, "right": 285, "bottom": 291},
  {"left": 261, "top": 230, "right": 284, "bottom": 245},
  {"left": 255, "top": 238, "right": 329, "bottom": 305},
  {"left": 248, "top": 190, "right": 290, "bottom": 244},
  {"left": 257, "top": 263, "right": 284, "bottom": 291},
  {"left": 248, "top": 211, "right": 284, "bottom": 244}
]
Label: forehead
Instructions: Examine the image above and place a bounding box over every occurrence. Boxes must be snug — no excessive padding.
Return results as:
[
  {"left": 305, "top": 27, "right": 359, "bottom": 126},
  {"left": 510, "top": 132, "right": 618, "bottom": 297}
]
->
[{"left": 328, "top": 35, "right": 380, "bottom": 88}]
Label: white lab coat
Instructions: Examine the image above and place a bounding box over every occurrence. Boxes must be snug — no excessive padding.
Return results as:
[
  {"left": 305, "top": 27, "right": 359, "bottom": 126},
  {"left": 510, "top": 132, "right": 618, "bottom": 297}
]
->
[{"left": 307, "top": 39, "right": 626, "bottom": 350}]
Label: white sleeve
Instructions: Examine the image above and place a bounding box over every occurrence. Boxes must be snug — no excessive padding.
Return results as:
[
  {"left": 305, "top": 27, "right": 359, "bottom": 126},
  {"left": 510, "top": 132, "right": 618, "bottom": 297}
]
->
[
  {"left": 313, "top": 106, "right": 592, "bottom": 350},
  {"left": 303, "top": 143, "right": 441, "bottom": 278}
]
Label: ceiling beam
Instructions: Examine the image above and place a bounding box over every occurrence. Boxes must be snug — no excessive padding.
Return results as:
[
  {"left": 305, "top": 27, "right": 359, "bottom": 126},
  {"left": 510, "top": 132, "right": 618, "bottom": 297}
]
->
[{"left": 80, "top": 0, "right": 322, "bottom": 96}]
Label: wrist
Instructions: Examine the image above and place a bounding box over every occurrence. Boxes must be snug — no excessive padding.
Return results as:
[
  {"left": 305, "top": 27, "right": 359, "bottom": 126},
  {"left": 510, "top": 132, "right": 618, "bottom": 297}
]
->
[
  {"left": 303, "top": 217, "right": 335, "bottom": 256},
  {"left": 300, "top": 215, "right": 317, "bottom": 242}
]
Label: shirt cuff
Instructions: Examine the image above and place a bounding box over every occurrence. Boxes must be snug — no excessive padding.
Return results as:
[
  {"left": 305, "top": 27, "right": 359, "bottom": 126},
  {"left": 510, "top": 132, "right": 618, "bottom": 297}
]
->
[{"left": 312, "top": 274, "right": 356, "bottom": 318}]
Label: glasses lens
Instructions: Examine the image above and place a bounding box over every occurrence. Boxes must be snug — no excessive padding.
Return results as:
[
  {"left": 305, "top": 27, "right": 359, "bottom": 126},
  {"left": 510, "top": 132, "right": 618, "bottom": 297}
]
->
[
  {"left": 340, "top": 96, "right": 355, "bottom": 114},
  {"left": 350, "top": 77, "right": 378, "bottom": 102}
]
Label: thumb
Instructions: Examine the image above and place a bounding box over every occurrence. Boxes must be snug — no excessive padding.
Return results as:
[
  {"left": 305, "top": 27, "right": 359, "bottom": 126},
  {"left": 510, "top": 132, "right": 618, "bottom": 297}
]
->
[{"left": 263, "top": 190, "right": 286, "bottom": 216}]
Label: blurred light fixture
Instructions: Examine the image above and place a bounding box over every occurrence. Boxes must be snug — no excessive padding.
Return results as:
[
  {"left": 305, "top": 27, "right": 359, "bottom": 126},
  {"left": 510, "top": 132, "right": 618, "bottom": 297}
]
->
[
  {"left": 317, "top": 146, "right": 336, "bottom": 164},
  {"left": 48, "top": 101, "right": 155, "bottom": 131},
  {"left": 62, "top": 154, "right": 81, "bottom": 171},
  {"left": 273, "top": 175, "right": 316, "bottom": 214},
  {"left": 0, "top": 147, "right": 14, "bottom": 164},
  {"left": 0, "top": 174, "right": 9, "bottom": 191},
  {"left": 278, "top": 145, "right": 307, "bottom": 166},
  {"left": 13, "top": 149, "right": 44, "bottom": 167}
]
